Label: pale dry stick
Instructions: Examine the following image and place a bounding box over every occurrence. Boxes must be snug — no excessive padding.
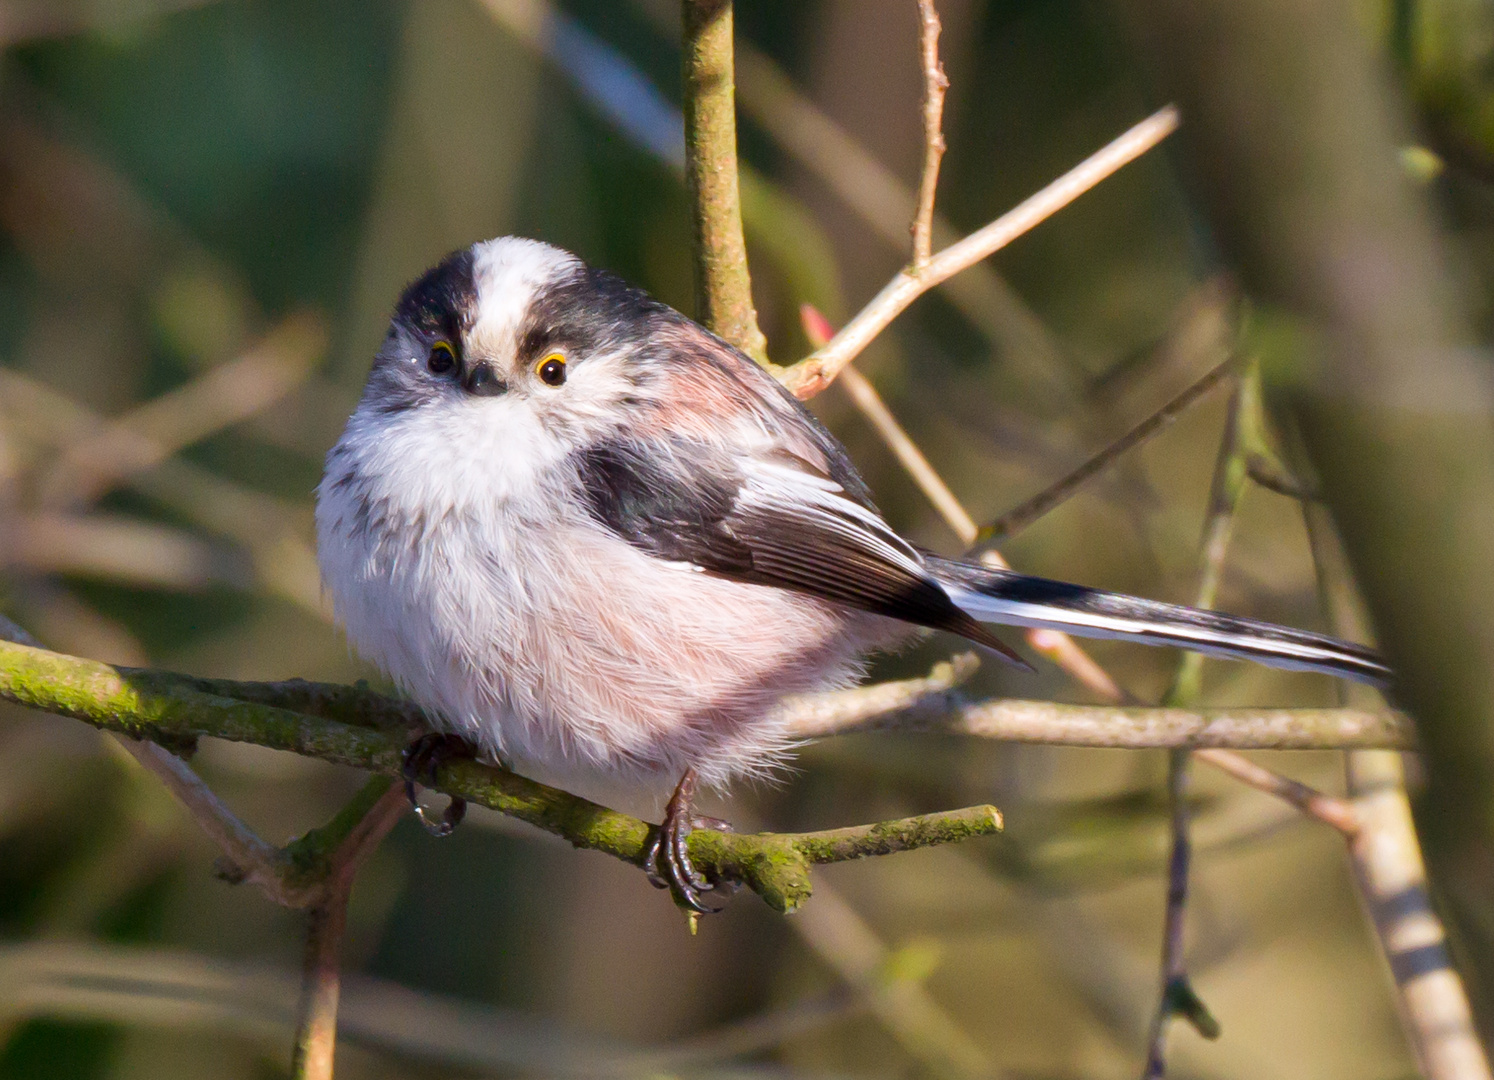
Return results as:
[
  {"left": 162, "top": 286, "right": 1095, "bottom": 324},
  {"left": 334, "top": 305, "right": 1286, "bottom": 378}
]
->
[
  {"left": 723, "top": 21, "right": 1083, "bottom": 401},
  {"left": 790, "top": 877, "right": 994, "bottom": 1080},
  {"left": 841, "top": 366, "right": 979, "bottom": 544},
  {"left": 788, "top": 696, "right": 1411, "bottom": 750},
  {"left": 910, "top": 0, "right": 948, "bottom": 269},
  {"left": 1303, "top": 499, "right": 1493, "bottom": 1080},
  {"left": 291, "top": 781, "right": 408, "bottom": 1080},
  {"left": 782, "top": 107, "right": 1180, "bottom": 399},
  {"left": 114, "top": 739, "right": 303, "bottom": 902},
  {"left": 0, "top": 369, "right": 327, "bottom": 618},
  {"left": 37, "top": 311, "right": 328, "bottom": 508},
  {"left": 1190, "top": 748, "right": 1357, "bottom": 834}
]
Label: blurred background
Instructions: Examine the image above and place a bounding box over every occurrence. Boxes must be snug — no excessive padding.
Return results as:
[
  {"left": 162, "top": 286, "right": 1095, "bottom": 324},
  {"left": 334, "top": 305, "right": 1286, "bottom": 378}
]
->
[{"left": 0, "top": 0, "right": 1489, "bottom": 1076}]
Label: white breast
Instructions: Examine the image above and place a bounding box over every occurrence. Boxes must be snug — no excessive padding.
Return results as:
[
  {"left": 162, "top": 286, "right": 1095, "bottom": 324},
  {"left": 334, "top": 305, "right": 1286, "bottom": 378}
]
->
[{"left": 316, "top": 405, "right": 903, "bottom": 806}]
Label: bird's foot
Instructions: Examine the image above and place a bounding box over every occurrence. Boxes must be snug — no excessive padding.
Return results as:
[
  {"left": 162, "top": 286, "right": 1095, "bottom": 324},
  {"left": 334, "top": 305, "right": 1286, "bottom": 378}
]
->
[
  {"left": 402, "top": 732, "right": 478, "bottom": 837},
  {"left": 644, "top": 769, "right": 738, "bottom": 914}
]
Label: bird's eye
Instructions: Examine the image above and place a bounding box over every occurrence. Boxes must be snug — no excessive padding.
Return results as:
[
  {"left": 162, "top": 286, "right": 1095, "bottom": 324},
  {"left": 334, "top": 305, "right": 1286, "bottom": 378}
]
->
[
  {"left": 427, "top": 341, "right": 456, "bottom": 374},
  {"left": 536, "top": 352, "right": 567, "bottom": 387}
]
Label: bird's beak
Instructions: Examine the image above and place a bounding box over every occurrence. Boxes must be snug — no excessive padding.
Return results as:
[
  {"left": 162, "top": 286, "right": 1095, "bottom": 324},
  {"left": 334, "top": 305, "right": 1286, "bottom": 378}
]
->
[{"left": 464, "top": 361, "right": 508, "bottom": 397}]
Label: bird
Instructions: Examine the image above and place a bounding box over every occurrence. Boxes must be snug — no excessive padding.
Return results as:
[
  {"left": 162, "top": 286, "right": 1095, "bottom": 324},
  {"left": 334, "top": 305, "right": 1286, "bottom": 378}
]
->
[{"left": 316, "top": 236, "right": 1389, "bottom": 911}]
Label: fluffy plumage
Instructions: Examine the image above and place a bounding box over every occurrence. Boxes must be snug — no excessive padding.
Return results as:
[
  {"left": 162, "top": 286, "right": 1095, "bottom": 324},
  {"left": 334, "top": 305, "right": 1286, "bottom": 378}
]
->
[{"left": 316, "top": 237, "right": 1388, "bottom": 807}]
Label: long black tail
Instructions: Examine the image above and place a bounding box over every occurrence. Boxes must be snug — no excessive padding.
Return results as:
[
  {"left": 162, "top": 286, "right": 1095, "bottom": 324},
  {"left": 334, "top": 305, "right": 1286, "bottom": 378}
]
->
[{"left": 929, "top": 557, "right": 1390, "bottom": 686}]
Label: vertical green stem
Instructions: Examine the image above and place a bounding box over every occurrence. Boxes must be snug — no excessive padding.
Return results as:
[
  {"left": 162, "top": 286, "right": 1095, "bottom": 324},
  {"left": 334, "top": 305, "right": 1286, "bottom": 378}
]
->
[{"left": 682, "top": 0, "right": 768, "bottom": 361}]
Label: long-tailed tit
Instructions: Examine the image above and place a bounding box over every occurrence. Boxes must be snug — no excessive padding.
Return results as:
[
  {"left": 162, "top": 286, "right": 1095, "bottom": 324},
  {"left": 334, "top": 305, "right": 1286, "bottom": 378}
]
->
[{"left": 316, "top": 237, "right": 1388, "bottom": 910}]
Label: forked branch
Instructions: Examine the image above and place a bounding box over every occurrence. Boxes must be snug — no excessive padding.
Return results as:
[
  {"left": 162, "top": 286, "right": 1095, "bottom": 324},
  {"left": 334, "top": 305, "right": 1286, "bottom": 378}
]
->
[{"left": 781, "top": 107, "right": 1180, "bottom": 398}]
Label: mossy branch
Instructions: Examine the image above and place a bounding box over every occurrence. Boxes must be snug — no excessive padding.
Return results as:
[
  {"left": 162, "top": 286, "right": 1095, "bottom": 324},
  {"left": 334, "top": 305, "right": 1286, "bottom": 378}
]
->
[
  {"left": 0, "top": 637, "right": 998, "bottom": 913},
  {"left": 0, "top": 636, "right": 1414, "bottom": 908}
]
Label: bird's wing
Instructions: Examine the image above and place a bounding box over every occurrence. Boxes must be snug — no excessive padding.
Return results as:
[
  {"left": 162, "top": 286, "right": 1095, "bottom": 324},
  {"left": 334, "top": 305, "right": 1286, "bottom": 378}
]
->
[{"left": 572, "top": 435, "right": 1030, "bottom": 667}]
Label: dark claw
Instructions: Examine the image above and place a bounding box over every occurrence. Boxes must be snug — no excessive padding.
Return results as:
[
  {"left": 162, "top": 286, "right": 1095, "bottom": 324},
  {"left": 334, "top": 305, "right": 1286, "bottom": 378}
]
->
[
  {"left": 644, "top": 770, "right": 738, "bottom": 914},
  {"left": 401, "top": 732, "right": 478, "bottom": 837}
]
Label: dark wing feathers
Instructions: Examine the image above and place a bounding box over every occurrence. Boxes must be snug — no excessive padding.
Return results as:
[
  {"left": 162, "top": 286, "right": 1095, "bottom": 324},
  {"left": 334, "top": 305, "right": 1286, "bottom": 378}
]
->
[{"left": 574, "top": 436, "right": 1030, "bottom": 667}]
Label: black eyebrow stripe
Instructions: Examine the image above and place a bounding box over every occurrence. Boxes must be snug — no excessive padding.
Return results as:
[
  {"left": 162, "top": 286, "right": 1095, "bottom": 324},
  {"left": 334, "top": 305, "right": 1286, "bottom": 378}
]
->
[{"left": 393, "top": 248, "right": 477, "bottom": 340}]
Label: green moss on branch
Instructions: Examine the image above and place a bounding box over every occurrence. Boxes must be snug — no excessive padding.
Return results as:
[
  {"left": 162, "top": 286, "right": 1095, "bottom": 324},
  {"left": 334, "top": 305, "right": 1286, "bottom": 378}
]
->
[{"left": 0, "top": 638, "right": 999, "bottom": 913}]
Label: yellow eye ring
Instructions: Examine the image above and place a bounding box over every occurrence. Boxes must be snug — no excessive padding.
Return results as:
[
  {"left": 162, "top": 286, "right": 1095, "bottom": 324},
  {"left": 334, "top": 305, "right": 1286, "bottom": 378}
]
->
[
  {"left": 427, "top": 340, "right": 456, "bottom": 374},
  {"left": 536, "top": 352, "right": 567, "bottom": 387}
]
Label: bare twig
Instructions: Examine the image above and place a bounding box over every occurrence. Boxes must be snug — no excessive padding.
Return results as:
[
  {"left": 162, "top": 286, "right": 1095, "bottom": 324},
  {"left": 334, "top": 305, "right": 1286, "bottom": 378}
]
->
[
  {"left": 801, "top": 304, "right": 979, "bottom": 545},
  {"left": 978, "top": 355, "right": 1236, "bottom": 544},
  {"left": 789, "top": 695, "right": 1410, "bottom": 749},
  {"left": 798, "top": 303, "right": 1129, "bottom": 701},
  {"left": 1141, "top": 373, "right": 1255, "bottom": 1076},
  {"left": 781, "top": 107, "right": 1180, "bottom": 398},
  {"left": 0, "top": 369, "right": 326, "bottom": 617},
  {"left": 36, "top": 312, "right": 327, "bottom": 508},
  {"left": 910, "top": 0, "right": 948, "bottom": 270},
  {"left": 681, "top": 0, "right": 767, "bottom": 361},
  {"left": 1192, "top": 748, "right": 1358, "bottom": 834},
  {"left": 1141, "top": 749, "right": 1217, "bottom": 1079},
  {"left": 790, "top": 878, "right": 993, "bottom": 1080},
  {"left": 117, "top": 738, "right": 302, "bottom": 901}
]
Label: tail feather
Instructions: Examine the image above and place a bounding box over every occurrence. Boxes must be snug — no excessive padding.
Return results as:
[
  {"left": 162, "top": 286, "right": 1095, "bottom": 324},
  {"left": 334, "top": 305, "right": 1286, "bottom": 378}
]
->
[{"left": 929, "top": 557, "right": 1390, "bottom": 686}]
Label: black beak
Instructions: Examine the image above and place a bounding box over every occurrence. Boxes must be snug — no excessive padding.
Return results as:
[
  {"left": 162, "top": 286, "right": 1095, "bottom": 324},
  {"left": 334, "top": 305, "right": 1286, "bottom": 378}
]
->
[{"left": 464, "top": 362, "right": 508, "bottom": 397}]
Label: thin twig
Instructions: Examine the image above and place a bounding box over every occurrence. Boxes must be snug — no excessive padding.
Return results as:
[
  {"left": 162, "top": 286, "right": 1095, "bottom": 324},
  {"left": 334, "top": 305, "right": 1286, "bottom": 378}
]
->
[
  {"left": 788, "top": 695, "right": 1410, "bottom": 749},
  {"left": 910, "top": 0, "right": 948, "bottom": 270},
  {"left": 840, "top": 365, "right": 978, "bottom": 544},
  {"left": 117, "top": 738, "right": 303, "bottom": 902},
  {"left": 1142, "top": 373, "right": 1255, "bottom": 1077},
  {"left": 978, "top": 355, "right": 1236, "bottom": 545},
  {"left": 681, "top": 0, "right": 767, "bottom": 361},
  {"left": 798, "top": 303, "right": 1129, "bottom": 701},
  {"left": 789, "top": 878, "right": 993, "bottom": 1080},
  {"left": 1192, "top": 749, "right": 1358, "bottom": 835},
  {"left": 781, "top": 106, "right": 1180, "bottom": 398},
  {"left": 36, "top": 312, "right": 327, "bottom": 509},
  {"left": 728, "top": 32, "right": 1081, "bottom": 402},
  {"left": 1141, "top": 749, "right": 1217, "bottom": 1078}
]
